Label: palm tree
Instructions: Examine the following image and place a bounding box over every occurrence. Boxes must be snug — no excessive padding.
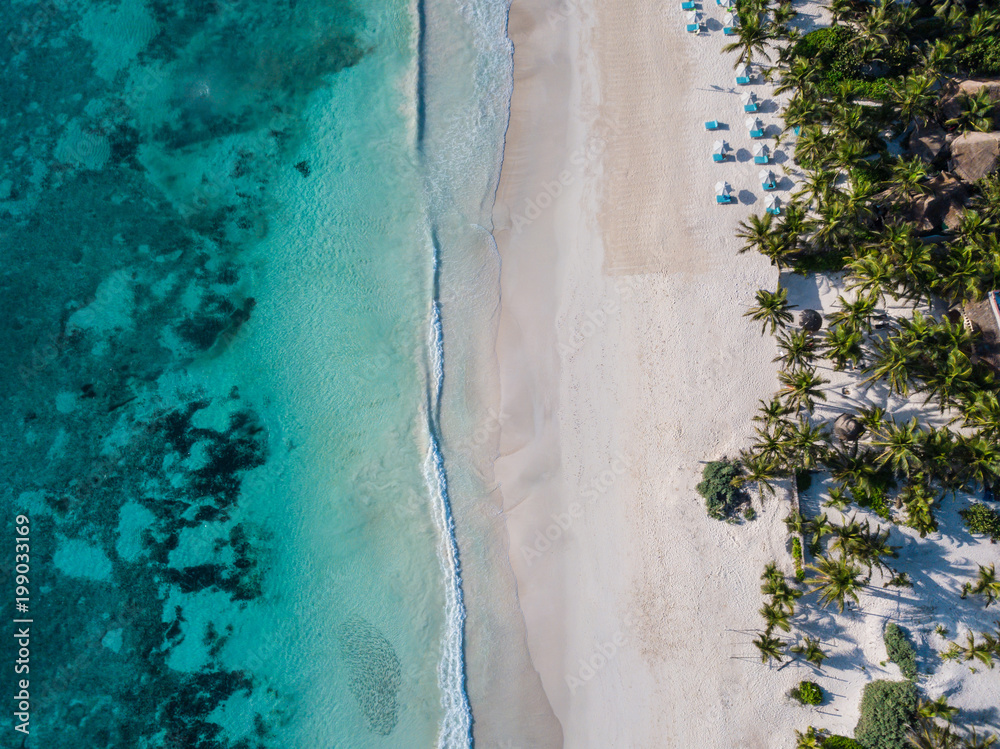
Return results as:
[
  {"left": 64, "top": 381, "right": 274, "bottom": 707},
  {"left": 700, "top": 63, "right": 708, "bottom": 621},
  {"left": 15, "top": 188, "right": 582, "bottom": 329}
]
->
[
  {"left": 964, "top": 392, "right": 1000, "bottom": 439},
  {"left": 795, "top": 726, "right": 825, "bottom": 749},
  {"left": 774, "top": 329, "right": 818, "bottom": 370},
  {"left": 794, "top": 167, "right": 839, "bottom": 208},
  {"left": 784, "top": 510, "right": 806, "bottom": 536},
  {"left": 918, "top": 695, "right": 959, "bottom": 722},
  {"left": 806, "top": 554, "right": 865, "bottom": 612},
  {"left": 900, "top": 477, "right": 939, "bottom": 537},
  {"left": 962, "top": 727, "right": 999, "bottom": 748},
  {"left": 828, "top": 516, "right": 864, "bottom": 558},
  {"left": 754, "top": 397, "right": 793, "bottom": 429},
  {"left": 752, "top": 424, "right": 792, "bottom": 466},
  {"left": 805, "top": 512, "right": 834, "bottom": 549},
  {"left": 829, "top": 292, "right": 879, "bottom": 334},
  {"left": 872, "top": 417, "right": 925, "bottom": 478},
  {"left": 737, "top": 212, "right": 775, "bottom": 257},
  {"left": 824, "top": 324, "right": 865, "bottom": 371},
  {"left": 788, "top": 418, "right": 830, "bottom": 470},
  {"left": 779, "top": 367, "right": 829, "bottom": 413},
  {"left": 746, "top": 287, "right": 796, "bottom": 335},
  {"left": 946, "top": 89, "right": 996, "bottom": 133},
  {"left": 790, "top": 636, "right": 828, "bottom": 668},
  {"left": 958, "top": 437, "right": 1000, "bottom": 492},
  {"left": 922, "top": 349, "right": 974, "bottom": 412},
  {"left": 825, "top": 486, "right": 852, "bottom": 512},
  {"left": 907, "top": 717, "right": 960, "bottom": 749},
  {"left": 752, "top": 630, "right": 786, "bottom": 664},
  {"left": 947, "top": 632, "right": 995, "bottom": 668},
  {"left": 722, "top": 13, "right": 773, "bottom": 69},
  {"left": 865, "top": 337, "right": 914, "bottom": 396},
  {"left": 760, "top": 601, "right": 792, "bottom": 632},
  {"left": 738, "top": 452, "right": 781, "bottom": 500},
  {"left": 889, "top": 156, "right": 933, "bottom": 200},
  {"left": 962, "top": 564, "right": 1000, "bottom": 607},
  {"left": 853, "top": 519, "right": 898, "bottom": 577},
  {"left": 848, "top": 253, "right": 894, "bottom": 300},
  {"left": 891, "top": 74, "right": 938, "bottom": 129},
  {"left": 770, "top": 581, "right": 803, "bottom": 614}
]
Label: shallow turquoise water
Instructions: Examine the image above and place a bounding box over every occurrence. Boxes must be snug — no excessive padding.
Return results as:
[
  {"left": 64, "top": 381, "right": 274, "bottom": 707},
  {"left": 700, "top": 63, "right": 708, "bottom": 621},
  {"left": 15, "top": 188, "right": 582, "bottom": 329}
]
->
[{"left": 0, "top": 0, "right": 512, "bottom": 745}]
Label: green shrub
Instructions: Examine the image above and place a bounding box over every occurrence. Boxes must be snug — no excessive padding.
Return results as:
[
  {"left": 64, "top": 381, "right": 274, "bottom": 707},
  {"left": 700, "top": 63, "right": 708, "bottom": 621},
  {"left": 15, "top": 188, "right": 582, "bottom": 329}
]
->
[
  {"left": 791, "top": 537, "right": 805, "bottom": 581},
  {"left": 792, "top": 680, "right": 824, "bottom": 705},
  {"left": 960, "top": 503, "right": 1000, "bottom": 541},
  {"left": 955, "top": 34, "right": 1000, "bottom": 76},
  {"left": 825, "top": 737, "right": 864, "bottom": 749},
  {"left": 884, "top": 623, "right": 917, "bottom": 680},
  {"left": 697, "top": 460, "right": 747, "bottom": 520},
  {"left": 854, "top": 680, "right": 917, "bottom": 749},
  {"left": 744, "top": 505, "right": 757, "bottom": 521}
]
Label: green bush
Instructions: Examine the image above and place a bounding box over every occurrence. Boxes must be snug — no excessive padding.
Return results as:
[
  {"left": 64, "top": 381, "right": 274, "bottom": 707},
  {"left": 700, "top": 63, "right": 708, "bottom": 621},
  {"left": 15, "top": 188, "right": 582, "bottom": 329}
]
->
[
  {"left": 791, "top": 537, "right": 805, "bottom": 581},
  {"left": 792, "top": 680, "right": 824, "bottom": 705},
  {"left": 884, "top": 623, "right": 917, "bottom": 680},
  {"left": 824, "top": 737, "right": 864, "bottom": 749},
  {"left": 697, "top": 460, "right": 747, "bottom": 521},
  {"left": 960, "top": 503, "right": 1000, "bottom": 541},
  {"left": 854, "top": 680, "right": 917, "bottom": 749},
  {"left": 955, "top": 34, "right": 1000, "bottom": 76}
]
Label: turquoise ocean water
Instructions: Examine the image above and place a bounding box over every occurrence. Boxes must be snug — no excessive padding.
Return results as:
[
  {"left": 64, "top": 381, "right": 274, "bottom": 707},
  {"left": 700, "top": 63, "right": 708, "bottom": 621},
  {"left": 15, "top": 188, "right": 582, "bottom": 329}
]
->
[{"left": 0, "top": 0, "right": 519, "bottom": 746}]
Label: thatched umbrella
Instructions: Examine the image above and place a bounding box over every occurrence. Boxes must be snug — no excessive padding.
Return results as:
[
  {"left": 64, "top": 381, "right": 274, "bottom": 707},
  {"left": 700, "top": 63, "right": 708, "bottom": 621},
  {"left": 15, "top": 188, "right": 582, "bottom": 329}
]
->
[
  {"left": 833, "top": 413, "right": 865, "bottom": 443},
  {"left": 800, "top": 309, "right": 822, "bottom": 332}
]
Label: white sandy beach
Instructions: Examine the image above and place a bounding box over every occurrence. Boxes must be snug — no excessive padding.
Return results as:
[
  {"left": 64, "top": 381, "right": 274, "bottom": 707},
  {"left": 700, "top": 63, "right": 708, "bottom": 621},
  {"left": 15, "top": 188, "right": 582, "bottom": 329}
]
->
[{"left": 491, "top": 0, "right": 1000, "bottom": 747}]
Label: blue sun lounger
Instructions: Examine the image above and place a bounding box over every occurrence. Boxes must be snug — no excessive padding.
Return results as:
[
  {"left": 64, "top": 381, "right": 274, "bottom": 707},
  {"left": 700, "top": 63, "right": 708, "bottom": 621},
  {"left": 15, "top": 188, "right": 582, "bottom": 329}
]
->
[
  {"left": 736, "top": 72, "right": 752, "bottom": 85},
  {"left": 724, "top": 25, "right": 738, "bottom": 35},
  {"left": 753, "top": 150, "right": 770, "bottom": 165},
  {"left": 686, "top": 22, "right": 701, "bottom": 32},
  {"left": 761, "top": 175, "right": 776, "bottom": 190},
  {"left": 766, "top": 205, "right": 781, "bottom": 215},
  {"left": 713, "top": 153, "right": 727, "bottom": 162},
  {"left": 681, "top": 1, "right": 696, "bottom": 9},
  {"left": 716, "top": 194, "right": 733, "bottom": 204},
  {"left": 705, "top": 120, "right": 720, "bottom": 130},
  {"left": 749, "top": 126, "right": 764, "bottom": 138},
  {"left": 744, "top": 101, "right": 758, "bottom": 113}
]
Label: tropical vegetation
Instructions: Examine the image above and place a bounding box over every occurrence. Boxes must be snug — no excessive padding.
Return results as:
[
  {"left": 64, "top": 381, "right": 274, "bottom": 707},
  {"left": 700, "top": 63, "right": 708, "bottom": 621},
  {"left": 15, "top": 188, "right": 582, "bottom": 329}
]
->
[{"left": 884, "top": 622, "right": 918, "bottom": 680}]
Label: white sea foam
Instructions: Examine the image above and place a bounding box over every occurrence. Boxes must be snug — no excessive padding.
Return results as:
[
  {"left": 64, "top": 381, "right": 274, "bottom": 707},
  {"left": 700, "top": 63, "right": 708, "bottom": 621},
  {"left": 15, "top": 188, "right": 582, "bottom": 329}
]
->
[{"left": 424, "top": 297, "right": 474, "bottom": 749}]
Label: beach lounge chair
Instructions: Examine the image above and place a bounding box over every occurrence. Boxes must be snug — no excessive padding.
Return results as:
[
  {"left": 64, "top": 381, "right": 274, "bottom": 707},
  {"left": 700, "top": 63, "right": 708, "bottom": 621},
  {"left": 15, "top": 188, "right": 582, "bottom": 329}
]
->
[
  {"left": 742, "top": 92, "right": 758, "bottom": 113},
  {"left": 736, "top": 67, "right": 753, "bottom": 85},
  {"left": 704, "top": 120, "right": 720, "bottom": 130},
  {"left": 681, "top": 0, "right": 696, "bottom": 9},
  {"left": 759, "top": 169, "right": 776, "bottom": 190},
  {"left": 746, "top": 117, "right": 764, "bottom": 138},
  {"left": 723, "top": 13, "right": 739, "bottom": 35},
  {"left": 715, "top": 181, "right": 733, "bottom": 204},
  {"left": 686, "top": 10, "right": 702, "bottom": 32},
  {"left": 753, "top": 144, "right": 769, "bottom": 164},
  {"left": 711, "top": 140, "right": 731, "bottom": 162},
  {"left": 765, "top": 195, "right": 781, "bottom": 215},
  {"left": 717, "top": 0, "right": 734, "bottom": 7}
]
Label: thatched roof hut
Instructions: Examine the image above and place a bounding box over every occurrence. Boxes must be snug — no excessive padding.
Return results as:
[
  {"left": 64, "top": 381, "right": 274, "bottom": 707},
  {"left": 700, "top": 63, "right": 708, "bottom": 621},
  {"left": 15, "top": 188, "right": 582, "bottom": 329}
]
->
[
  {"left": 800, "top": 309, "right": 822, "bottom": 332},
  {"left": 833, "top": 414, "right": 865, "bottom": 443}
]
